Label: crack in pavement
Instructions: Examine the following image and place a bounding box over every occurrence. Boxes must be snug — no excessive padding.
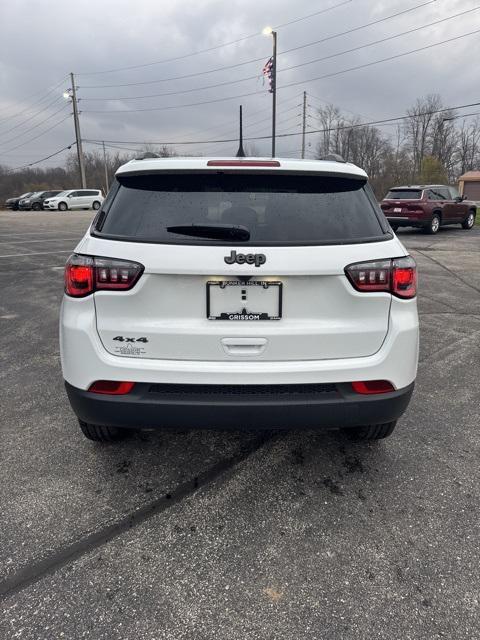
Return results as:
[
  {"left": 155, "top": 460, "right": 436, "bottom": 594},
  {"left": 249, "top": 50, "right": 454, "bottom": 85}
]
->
[
  {"left": 419, "top": 312, "right": 480, "bottom": 319},
  {"left": 0, "top": 432, "right": 276, "bottom": 602},
  {"left": 413, "top": 248, "right": 480, "bottom": 295},
  {"left": 419, "top": 325, "right": 480, "bottom": 364}
]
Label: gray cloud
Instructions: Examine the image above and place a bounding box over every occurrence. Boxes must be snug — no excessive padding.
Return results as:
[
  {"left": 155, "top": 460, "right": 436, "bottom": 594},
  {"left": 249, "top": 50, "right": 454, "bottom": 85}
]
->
[{"left": 0, "top": 0, "right": 478, "bottom": 166}]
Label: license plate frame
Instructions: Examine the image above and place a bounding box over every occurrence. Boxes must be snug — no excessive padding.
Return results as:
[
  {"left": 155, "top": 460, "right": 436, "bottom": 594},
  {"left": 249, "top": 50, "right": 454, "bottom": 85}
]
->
[{"left": 206, "top": 280, "right": 283, "bottom": 321}]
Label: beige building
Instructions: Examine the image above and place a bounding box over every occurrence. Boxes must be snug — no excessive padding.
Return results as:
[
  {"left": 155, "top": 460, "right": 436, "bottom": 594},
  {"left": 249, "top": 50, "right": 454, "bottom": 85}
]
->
[{"left": 458, "top": 171, "right": 480, "bottom": 201}]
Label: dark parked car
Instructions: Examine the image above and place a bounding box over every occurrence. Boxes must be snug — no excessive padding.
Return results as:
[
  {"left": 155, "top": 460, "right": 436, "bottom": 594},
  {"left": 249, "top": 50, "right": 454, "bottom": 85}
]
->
[
  {"left": 18, "top": 190, "right": 64, "bottom": 211},
  {"left": 5, "top": 192, "right": 34, "bottom": 210},
  {"left": 381, "top": 185, "right": 477, "bottom": 234}
]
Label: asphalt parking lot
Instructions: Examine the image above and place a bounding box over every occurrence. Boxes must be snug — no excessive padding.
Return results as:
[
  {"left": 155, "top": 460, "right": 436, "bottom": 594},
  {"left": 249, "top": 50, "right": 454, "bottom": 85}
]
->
[{"left": 0, "top": 210, "right": 479, "bottom": 639}]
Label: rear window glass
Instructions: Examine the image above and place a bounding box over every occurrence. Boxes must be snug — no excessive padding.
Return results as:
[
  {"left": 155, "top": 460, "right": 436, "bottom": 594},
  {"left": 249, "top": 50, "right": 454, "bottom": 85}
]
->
[
  {"left": 385, "top": 189, "right": 422, "bottom": 200},
  {"left": 97, "top": 173, "right": 387, "bottom": 246}
]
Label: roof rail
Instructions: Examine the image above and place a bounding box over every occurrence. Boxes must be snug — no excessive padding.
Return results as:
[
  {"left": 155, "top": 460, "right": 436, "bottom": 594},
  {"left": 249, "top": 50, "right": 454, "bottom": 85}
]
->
[{"left": 322, "top": 153, "right": 347, "bottom": 163}]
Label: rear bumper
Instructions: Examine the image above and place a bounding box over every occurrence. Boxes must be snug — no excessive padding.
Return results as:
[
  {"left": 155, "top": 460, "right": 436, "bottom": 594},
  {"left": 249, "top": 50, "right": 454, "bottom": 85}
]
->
[
  {"left": 387, "top": 216, "right": 425, "bottom": 227},
  {"left": 65, "top": 381, "right": 415, "bottom": 430}
]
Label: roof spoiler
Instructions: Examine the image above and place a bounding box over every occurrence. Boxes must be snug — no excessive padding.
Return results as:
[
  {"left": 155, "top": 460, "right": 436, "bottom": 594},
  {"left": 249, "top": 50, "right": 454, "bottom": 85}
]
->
[{"left": 322, "top": 153, "right": 347, "bottom": 163}]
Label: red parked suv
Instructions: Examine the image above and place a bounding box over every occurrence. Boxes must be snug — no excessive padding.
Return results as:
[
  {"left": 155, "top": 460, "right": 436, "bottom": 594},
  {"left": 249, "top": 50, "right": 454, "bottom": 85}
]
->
[{"left": 381, "top": 185, "right": 477, "bottom": 234}]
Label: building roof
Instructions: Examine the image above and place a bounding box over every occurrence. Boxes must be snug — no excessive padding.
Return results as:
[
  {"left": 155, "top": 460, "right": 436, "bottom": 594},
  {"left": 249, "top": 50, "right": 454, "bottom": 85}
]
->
[
  {"left": 459, "top": 171, "right": 480, "bottom": 181},
  {"left": 116, "top": 156, "right": 368, "bottom": 179}
]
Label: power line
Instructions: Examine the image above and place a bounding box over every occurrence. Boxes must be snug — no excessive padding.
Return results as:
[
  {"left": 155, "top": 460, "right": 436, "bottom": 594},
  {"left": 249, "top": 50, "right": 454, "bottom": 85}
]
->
[
  {"left": 5, "top": 142, "right": 76, "bottom": 173},
  {"left": 83, "top": 98, "right": 480, "bottom": 147},
  {"left": 82, "top": 28, "right": 480, "bottom": 114},
  {"left": 84, "top": 97, "right": 302, "bottom": 160},
  {"left": 307, "top": 93, "right": 372, "bottom": 122},
  {"left": 280, "top": 27, "right": 480, "bottom": 93},
  {"left": 0, "top": 76, "right": 69, "bottom": 122},
  {"left": 76, "top": 0, "right": 353, "bottom": 76},
  {"left": 81, "top": 6, "right": 478, "bottom": 104},
  {"left": 0, "top": 95, "right": 65, "bottom": 137},
  {"left": 79, "top": 0, "right": 444, "bottom": 91},
  {"left": 177, "top": 100, "right": 290, "bottom": 145},
  {"left": 83, "top": 88, "right": 262, "bottom": 114},
  {"left": 280, "top": 0, "right": 439, "bottom": 57},
  {"left": 1, "top": 113, "right": 72, "bottom": 155},
  {"left": 0, "top": 103, "right": 70, "bottom": 146}
]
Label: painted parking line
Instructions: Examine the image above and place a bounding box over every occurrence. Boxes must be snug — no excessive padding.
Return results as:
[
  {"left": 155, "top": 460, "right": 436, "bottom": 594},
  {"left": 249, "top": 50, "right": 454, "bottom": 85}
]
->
[
  {"left": 0, "top": 250, "right": 73, "bottom": 258},
  {"left": 0, "top": 230, "right": 85, "bottom": 237},
  {"left": 0, "top": 237, "right": 81, "bottom": 245}
]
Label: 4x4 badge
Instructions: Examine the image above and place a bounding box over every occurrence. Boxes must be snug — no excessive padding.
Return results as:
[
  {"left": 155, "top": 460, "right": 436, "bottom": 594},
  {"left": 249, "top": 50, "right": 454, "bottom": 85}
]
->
[{"left": 224, "top": 250, "right": 266, "bottom": 267}]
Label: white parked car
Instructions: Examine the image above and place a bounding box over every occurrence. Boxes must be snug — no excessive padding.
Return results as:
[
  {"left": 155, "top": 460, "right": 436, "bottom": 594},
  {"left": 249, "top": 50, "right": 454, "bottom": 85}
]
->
[
  {"left": 60, "top": 156, "right": 419, "bottom": 442},
  {"left": 44, "top": 189, "right": 104, "bottom": 211}
]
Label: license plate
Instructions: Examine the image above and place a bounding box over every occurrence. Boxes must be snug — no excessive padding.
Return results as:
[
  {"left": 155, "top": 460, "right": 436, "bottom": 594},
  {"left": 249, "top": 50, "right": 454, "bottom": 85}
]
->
[
  {"left": 394, "top": 207, "right": 402, "bottom": 213},
  {"left": 207, "top": 280, "right": 282, "bottom": 320}
]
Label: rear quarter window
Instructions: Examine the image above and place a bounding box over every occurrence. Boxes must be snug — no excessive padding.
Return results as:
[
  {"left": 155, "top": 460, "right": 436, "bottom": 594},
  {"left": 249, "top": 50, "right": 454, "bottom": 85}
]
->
[
  {"left": 385, "top": 190, "right": 422, "bottom": 200},
  {"left": 95, "top": 173, "right": 389, "bottom": 246}
]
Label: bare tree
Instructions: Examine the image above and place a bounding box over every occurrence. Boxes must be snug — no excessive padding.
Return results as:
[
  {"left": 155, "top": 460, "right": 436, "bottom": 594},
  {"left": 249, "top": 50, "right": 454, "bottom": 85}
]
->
[
  {"left": 456, "top": 117, "right": 480, "bottom": 175},
  {"left": 430, "top": 111, "right": 458, "bottom": 180},
  {"left": 315, "top": 104, "right": 345, "bottom": 158},
  {"left": 404, "top": 94, "right": 443, "bottom": 180}
]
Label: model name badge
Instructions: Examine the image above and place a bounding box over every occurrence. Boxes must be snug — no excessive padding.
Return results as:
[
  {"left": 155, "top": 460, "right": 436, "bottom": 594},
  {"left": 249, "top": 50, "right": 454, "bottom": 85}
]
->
[{"left": 224, "top": 250, "right": 266, "bottom": 267}]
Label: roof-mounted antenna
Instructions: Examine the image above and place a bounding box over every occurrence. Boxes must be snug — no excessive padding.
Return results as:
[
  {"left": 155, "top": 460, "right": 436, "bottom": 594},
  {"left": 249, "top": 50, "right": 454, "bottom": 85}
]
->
[{"left": 236, "top": 105, "right": 246, "bottom": 157}]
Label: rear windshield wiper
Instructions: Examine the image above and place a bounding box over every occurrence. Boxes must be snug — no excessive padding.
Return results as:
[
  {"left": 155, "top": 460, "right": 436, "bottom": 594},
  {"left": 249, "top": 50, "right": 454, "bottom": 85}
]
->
[{"left": 166, "top": 223, "right": 250, "bottom": 241}]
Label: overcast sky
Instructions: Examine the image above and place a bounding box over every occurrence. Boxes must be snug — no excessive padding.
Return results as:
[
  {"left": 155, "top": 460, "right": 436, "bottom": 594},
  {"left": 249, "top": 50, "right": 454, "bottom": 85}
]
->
[{"left": 0, "top": 0, "right": 478, "bottom": 168}]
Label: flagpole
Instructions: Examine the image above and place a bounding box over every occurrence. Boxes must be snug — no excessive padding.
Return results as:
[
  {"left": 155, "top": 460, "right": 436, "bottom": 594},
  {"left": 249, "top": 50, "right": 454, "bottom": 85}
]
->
[
  {"left": 262, "top": 27, "right": 277, "bottom": 158},
  {"left": 271, "top": 30, "right": 277, "bottom": 158}
]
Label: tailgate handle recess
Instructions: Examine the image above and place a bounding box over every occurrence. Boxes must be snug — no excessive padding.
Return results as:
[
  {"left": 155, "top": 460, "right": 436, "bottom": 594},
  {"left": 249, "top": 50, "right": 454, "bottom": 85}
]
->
[{"left": 221, "top": 337, "right": 267, "bottom": 356}]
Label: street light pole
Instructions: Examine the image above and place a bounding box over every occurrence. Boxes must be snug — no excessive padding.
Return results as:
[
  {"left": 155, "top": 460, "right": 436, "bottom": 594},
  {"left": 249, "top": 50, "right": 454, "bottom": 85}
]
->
[
  {"left": 263, "top": 27, "right": 277, "bottom": 158},
  {"left": 69, "top": 72, "right": 86, "bottom": 188}
]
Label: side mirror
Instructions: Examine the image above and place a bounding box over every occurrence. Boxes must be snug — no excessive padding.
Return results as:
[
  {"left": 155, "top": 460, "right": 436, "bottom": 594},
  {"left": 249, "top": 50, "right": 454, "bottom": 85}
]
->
[
  {"left": 454, "top": 196, "right": 463, "bottom": 203},
  {"left": 67, "top": 194, "right": 73, "bottom": 198}
]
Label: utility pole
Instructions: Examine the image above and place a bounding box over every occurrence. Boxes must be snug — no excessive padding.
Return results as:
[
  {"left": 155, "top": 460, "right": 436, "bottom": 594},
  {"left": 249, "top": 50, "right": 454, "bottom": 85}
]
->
[
  {"left": 102, "top": 141, "right": 109, "bottom": 192},
  {"left": 70, "top": 72, "right": 86, "bottom": 188},
  {"left": 301, "top": 91, "right": 307, "bottom": 159}
]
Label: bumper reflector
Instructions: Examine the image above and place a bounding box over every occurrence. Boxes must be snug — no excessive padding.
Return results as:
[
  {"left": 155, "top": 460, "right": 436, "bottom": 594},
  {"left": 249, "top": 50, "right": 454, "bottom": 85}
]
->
[
  {"left": 88, "top": 380, "right": 135, "bottom": 395},
  {"left": 351, "top": 380, "right": 395, "bottom": 395}
]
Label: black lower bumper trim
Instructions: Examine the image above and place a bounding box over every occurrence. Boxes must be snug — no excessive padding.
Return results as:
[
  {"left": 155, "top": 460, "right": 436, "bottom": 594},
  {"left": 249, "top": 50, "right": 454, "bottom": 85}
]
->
[{"left": 65, "top": 381, "right": 415, "bottom": 430}]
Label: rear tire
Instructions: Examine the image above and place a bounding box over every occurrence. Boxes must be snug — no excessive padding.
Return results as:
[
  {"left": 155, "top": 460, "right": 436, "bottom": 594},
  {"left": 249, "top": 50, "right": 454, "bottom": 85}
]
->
[
  {"left": 78, "top": 419, "right": 127, "bottom": 442},
  {"left": 344, "top": 420, "right": 397, "bottom": 441},
  {"left": 58, "top": 201, "right": 68, "bottom": 211},
  {"left": 462, "top": 211, "right": 476, "bottom": 229},
  {"left": 423, "top": 213, "right": 441, "bottom": 234},
  {"left": 32, "top": 202, "right": 42, "bottom": 211},
  {"left": 92, "top": 201, "right": 101, "bottom": 210}
]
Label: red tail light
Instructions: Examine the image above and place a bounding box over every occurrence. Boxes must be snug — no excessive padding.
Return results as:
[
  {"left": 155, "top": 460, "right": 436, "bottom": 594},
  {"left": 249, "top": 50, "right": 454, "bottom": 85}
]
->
[
  {"left": 345, "top": 256, "right": 416, "bottom": 299},
  {"left": 88, "top": 380, "right": 135, "bottom": 395},
  {"left": 352, "top": 380, "right": 395, "bottom": 395},
  {"left": 65, "top": 254, "right": 144, "bottom": 297}
]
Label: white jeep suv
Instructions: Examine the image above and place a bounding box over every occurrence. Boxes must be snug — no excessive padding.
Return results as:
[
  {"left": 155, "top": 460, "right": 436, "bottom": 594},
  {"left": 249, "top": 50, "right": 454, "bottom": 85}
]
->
[
  {"left": 44, "top": 189, "right": 104, "bottom": 211},
  {"left": 60, "top": 157, "right": 419, "bottom": 442}
]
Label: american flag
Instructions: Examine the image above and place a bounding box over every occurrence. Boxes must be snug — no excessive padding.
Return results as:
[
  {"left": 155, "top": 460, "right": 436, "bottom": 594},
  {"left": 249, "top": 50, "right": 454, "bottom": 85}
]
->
[{"left": 262, "top": 57, "right": 274, "bottom": 93}]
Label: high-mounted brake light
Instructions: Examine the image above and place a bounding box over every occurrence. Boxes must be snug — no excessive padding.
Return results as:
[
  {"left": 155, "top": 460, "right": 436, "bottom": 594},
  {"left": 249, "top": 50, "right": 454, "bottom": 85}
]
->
[
  {"left": 345, "top": 256, "right": 416, "bottom": 299},
  {"left": 207, "top": 160, "right": 281, "bottom": 167},
  {"left": 88, "top": 380, "right": 135, "bottom": 395},
  {"left": 65, "top": 254, "right": 144, "bottom": 297}
]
